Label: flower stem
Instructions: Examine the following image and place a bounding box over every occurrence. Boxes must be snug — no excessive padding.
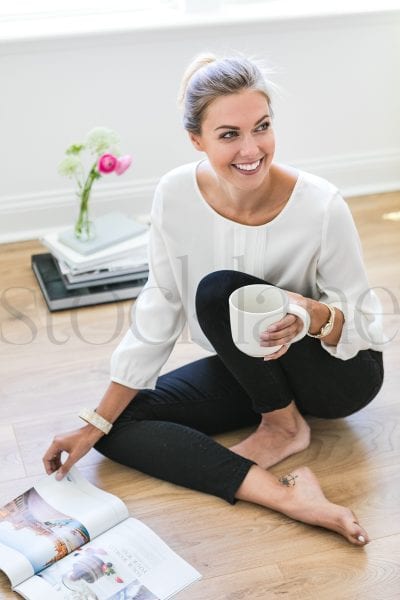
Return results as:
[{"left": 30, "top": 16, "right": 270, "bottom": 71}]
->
[{"left": 74, "top": 162, "right": 98, "bottom": 239}]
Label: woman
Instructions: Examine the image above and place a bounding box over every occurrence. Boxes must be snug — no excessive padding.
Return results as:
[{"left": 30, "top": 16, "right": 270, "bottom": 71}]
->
[{"left": 44, "top": 54, "right": 385, "bottom": 546}]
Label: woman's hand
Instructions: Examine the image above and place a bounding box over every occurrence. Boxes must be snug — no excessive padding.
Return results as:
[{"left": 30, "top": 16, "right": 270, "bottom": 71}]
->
[
  {"left": 43, "top": 424, "right": 104, "bottom": 480},
  {"left": 259, "top": 291, "right": 310, "bottom": 361},
  {"left": 42, "top": 383, "right": 138, "bottom": 481}
]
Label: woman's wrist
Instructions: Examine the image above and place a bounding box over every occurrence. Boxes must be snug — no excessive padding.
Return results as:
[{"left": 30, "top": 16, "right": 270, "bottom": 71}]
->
[
  {"left": 307, "top": 299, "right": 331, "bottom": 335},
  {"left": 79, "top": 408, "right": 113, "bottom": 434},
  {"left": 286, "top": 293, "right": 327, "bottom": 333},
  {"left": 285, "top": 293, "right": 343, "bottom": 344},
  {"left": 77, "top": 382, "right": 138, "bottom": 440},
  {"left": 307, "top": 299, "right": 344, "bottom": 346},
  {"left": 81, "top": 422, "right": 106, "bottom": 442}
]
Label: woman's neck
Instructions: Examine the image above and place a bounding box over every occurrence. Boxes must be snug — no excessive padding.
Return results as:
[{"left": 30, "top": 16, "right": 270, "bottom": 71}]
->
[
  {"left": 197, "top": 161, "right": 296, "bottom": 226},
  {"left": 217, "top": 169, "right": 276, "bottom": 216}
]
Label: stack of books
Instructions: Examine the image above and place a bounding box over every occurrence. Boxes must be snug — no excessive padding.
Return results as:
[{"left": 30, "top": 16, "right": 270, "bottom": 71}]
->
[{"left": 32, "top": 212, "right": 150, "bottom": 311}]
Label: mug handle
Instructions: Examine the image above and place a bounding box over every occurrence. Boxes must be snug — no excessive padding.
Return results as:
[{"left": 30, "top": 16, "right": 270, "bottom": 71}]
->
[{"left": 287, "top": 303, "right": 311, "bottom": 344}]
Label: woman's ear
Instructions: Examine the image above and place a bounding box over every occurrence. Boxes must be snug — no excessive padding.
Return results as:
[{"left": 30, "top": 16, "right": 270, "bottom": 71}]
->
[{"left": 188, "top": 131, "right": 204, "bottom": 151}]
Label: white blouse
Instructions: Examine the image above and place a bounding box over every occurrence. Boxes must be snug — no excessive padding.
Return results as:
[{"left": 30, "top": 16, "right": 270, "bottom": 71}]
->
[{"left": 110, "top": 161, "right": 385, "bottom": 390}]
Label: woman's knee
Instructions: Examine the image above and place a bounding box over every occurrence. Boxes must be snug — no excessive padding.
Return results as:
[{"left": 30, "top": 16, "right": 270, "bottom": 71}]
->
[
  {"left": 310, "top": 382, "right": 382, "bottom": 419},
  {"left": 196, "top": 270, "right": 237, "bottom": 307},
  {"left": 195, "top": 270, "right": 261, "bottom": 324},
  {"left": 195, "top": 270, "right": 239, "bottom": 333},
  {"left": 298, "top": 355, "right": 384, "bottom": 419}
]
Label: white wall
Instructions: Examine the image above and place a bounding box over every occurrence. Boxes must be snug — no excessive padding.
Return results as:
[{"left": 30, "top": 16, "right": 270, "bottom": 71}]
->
[{"left": 0, "top": 8, "right": 399, "bottom": 242}]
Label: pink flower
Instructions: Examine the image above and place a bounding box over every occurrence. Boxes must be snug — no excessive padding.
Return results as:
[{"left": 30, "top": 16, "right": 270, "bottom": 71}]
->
[
  {"left": 115, "top": 154, "right": 132, "bottom": 175},
  {"left": 98, "top": 153, "right": 117, "bottom": 174}
]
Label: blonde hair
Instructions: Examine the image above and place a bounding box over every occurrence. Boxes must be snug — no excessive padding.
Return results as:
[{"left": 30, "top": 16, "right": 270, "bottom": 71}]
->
[{"left": 178, "top": 53, "right": 275, "bottom": 134}]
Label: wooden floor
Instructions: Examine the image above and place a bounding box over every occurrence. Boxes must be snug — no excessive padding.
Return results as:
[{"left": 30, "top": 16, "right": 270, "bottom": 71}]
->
[{"left": 0, "top": 191, "right": 399, "bottom": 599}]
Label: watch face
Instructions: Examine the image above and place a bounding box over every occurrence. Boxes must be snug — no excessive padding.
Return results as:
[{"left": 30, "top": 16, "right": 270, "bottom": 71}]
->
[{"left": 321, "top": 319, "right": 334, "bottom": 337}]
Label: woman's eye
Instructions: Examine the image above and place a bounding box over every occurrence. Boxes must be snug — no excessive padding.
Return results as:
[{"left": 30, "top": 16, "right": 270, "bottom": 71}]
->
[
  {"left": 220, "top": 131, "right": 238, "bottom": 140},
  {"left": 256, "top": 121, "right": 270, "bottom": 132},
  {"left": 219, "top": 122, "right": 270, "bottom": 140}
]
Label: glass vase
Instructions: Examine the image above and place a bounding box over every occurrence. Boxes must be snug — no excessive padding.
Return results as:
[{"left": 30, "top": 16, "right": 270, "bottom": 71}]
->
[
  {"left": 74, "top": 203, "right": 95, "bottom": 241},
  {"left": 74, "top": 167, "right": 97, "bottom": 241}
]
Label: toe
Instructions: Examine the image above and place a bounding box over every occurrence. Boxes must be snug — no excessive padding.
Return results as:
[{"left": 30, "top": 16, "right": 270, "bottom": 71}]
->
[
  {"left": 334, "top": 509, "right": 370, "bottom": 546},
  {"left": 348, "top": 519, "right": 369, "bottom": 546}
]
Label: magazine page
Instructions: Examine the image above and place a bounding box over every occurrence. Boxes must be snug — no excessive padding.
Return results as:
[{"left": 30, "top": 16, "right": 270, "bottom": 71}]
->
[
  {"left": 15, "top": 517, "right": 201, "bottom": 600},
  {"left": 0, "top": 468, "right": 128, "bottom": 588}
]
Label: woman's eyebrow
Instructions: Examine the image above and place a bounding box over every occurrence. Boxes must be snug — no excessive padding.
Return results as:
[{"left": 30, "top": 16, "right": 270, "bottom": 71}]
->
[{"left": 214, "top": 114, "right": 270, "bottom": 131}]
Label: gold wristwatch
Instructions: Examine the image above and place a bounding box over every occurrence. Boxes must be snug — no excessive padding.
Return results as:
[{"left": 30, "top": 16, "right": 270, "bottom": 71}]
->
[{"left": 307, "top": 303, "right": 336, "bottom": 339}]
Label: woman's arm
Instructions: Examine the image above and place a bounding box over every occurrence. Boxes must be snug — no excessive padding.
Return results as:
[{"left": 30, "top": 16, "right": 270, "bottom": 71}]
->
[
  {"left": 43, "top": 179, "right": 187, "bottom": 478},
  {"left": 314, "top": 191, "right": 384, "bottom": 359},
  {"left": 43, "top": 381, "right": 138, "bottom": 480}
]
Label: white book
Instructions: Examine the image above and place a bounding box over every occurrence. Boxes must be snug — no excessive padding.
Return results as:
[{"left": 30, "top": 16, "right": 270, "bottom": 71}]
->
[
  {"left": 41, "top": 230, "right": 149, "bottom": 274},
  {"left": 57, "top": 256, "right": 149, "bottom": 284},
  {"left": 59, "top": 255, "right": 149, "bottom": 275},
  {"left": 58, "top": 212, "right": 148, "bottom": 256}
]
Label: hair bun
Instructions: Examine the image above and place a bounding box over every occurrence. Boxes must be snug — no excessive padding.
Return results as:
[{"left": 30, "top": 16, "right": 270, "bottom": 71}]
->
[{"left": 177, "top": 53, "right": 217, "bottom": 107}]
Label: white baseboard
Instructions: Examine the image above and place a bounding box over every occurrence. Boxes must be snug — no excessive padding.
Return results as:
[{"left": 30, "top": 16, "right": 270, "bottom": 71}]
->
[
  {"left": 0, "top": 178, "right": 158, "bottom": 244},
  {"left": 1, "top": 150, "right": 399, "bottom": 243},
  {"left": 291, "top": 149, "right": 400, "bottom": 197}
]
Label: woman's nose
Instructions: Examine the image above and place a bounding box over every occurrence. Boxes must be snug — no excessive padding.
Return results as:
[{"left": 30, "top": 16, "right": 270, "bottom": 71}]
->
[{"left": 238, "top": 135, "right": 259, "bottom": 158}]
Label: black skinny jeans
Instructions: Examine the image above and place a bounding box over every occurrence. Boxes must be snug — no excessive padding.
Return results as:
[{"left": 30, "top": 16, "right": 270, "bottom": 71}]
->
[{"left": 95, "top": 270, "right": 384, "bottom": 504}]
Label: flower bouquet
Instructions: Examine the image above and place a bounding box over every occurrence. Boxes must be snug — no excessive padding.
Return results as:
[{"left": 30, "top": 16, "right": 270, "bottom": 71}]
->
[{"left": 58, "top": 127, "right": 132, "bottom": 240}]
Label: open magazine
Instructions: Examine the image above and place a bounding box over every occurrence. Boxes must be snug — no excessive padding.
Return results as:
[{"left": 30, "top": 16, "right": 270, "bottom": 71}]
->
[{"left": 0, "top": 468, "right": 201, "bottom": 599}]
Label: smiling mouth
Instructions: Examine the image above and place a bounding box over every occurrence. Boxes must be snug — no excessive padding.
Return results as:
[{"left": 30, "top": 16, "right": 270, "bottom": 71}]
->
[{"left": 232, "top": 157, "right": 263, "bottom": 173}]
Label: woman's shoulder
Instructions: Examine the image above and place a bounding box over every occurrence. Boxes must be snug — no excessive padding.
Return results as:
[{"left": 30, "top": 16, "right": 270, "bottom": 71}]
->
[
  {"left": 158, "top": 160, "right": 199, "bottom": 192},
  {"left": 296, "top": 168, "right": 340, "bottom": 199},
  {"left": 291, "top": 168, "right": 354, "bottom": 228},
  {"left": 270, "top": 164, "right": 342, "bottom": 222},
  {"left": 273, "top": 163, "right": 340, "bottom": 200},
  {"left": 152, "top": 161, "right": 199, "bottom": 220}
]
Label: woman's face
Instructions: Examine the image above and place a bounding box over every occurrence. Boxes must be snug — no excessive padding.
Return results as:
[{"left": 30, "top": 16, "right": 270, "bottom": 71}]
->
[{"left": 189, "top": 89, "right": 275, "bottom": 193}]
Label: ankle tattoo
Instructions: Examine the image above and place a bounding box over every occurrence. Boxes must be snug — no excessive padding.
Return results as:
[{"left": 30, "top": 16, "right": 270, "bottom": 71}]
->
[{"left": 278, "top": 473, "right": 298, "bottom": 487}]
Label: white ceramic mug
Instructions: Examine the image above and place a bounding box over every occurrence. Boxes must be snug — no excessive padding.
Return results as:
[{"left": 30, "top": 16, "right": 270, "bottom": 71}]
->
[{"left": 229, "top": 284, "right": 311, "bottom": 357}]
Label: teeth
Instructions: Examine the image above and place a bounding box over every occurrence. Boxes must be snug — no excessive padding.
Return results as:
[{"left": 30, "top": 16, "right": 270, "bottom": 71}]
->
[{"left": 234, "top": 159, "right": 261, "bottom": 171}]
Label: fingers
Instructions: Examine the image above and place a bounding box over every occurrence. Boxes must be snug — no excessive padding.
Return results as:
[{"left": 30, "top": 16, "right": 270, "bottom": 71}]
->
[
  {"left": 43, "top": 428, "right": 96, "bottom": 480},
  {"left": 43, "top": 436, "right": 75, "bottom": 480},
  {"left": 43, "top": 446, "right": 74, "bottom": 481},
  {"left": 260, "top": 315, "right": 301, "bottom": 348},
  {"left": 263, "top": 343, "right": 289, "bottom": 361},
  {"left": 55, "top": 455, "right": 76, "bottom": 481},
  {"left": 43, "top": 425, "right": 102, "bottom": 481},
  {"left": 43, "top": 439, "right": 64, "bottom": 475}
]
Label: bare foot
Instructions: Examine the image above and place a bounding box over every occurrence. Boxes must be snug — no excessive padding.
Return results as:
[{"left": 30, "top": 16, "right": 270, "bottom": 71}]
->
[
  {"left": 278, "top": 466, "right": 369, "bottom": 546},
  {"left": 230, "top": 404, "right": 310, "bottom": 468}
]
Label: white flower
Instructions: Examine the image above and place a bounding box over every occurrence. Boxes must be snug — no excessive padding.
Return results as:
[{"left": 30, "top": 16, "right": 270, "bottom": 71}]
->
[
  {"left": 85, "top": 127, "right": 120, "bottom": 155},
  {"left": 58, "top": 155, "right": 82, "bottom": 177},
  {"left": 108, "top": 144, "right": 122, "bottom": 157}
]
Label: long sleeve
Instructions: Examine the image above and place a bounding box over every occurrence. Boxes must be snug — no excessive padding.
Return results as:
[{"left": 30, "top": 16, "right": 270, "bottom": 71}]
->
[
  {"left": 110, "top": 183, "right": 186, "bottom": 389},
  {"left": 316, "top": 192, "right": 386, "bottom": 360}
]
